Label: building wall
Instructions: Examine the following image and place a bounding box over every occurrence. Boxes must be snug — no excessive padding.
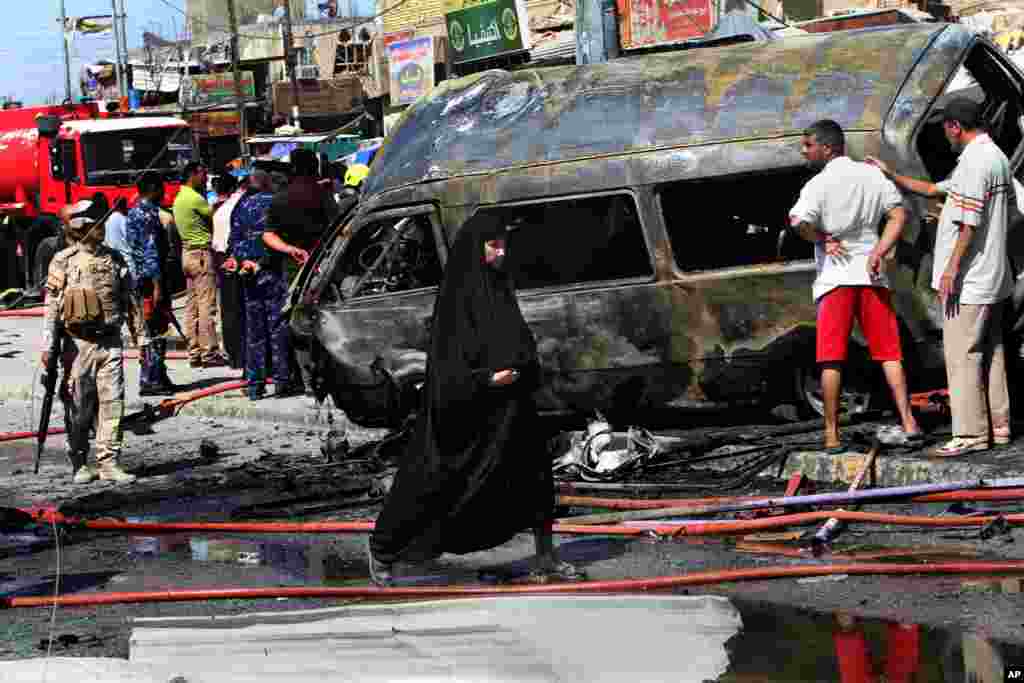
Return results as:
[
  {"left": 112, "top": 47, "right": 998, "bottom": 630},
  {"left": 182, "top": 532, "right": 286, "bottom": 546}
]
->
[
  {"left": 379, "top": 0, "right": 566, "bottom": 40},
  {"left": 187, "top": 0, "right": 305, "bottom": 41}
]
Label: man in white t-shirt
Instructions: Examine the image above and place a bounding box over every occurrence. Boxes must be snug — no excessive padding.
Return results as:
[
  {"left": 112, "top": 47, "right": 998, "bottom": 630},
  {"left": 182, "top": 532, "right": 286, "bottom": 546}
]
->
[
  {"left": 789, "top": 119, "right": 921, "bottom": 453},
  {"left": 868, "top": 97, "right": 1013, "bottom": 456}
]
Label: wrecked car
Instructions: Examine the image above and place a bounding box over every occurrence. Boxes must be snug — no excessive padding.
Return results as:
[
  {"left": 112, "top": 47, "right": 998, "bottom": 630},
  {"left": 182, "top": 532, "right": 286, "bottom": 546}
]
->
[{"left": 287, "top": 23, "right": 1024, "bottom": 428}]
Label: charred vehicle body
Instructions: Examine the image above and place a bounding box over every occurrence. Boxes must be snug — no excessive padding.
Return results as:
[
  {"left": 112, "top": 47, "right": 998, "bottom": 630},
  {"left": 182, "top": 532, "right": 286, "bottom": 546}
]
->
[{"left": 288, "top": 23, "right": 1024, "bottom": 428}]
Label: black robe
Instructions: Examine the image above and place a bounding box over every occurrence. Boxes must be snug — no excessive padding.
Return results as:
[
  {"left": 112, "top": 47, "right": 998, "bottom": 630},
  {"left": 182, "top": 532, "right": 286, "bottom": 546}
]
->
[{"left": 370, "top": 213, "right": 552, "bottom": 564}]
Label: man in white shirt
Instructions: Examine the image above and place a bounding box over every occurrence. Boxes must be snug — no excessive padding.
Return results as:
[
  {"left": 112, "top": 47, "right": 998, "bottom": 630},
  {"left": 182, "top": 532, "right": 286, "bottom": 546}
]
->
[
  {"left": 868, "top": 98, "right": 1013, "bottom": 456},
  {"left": 103, "top": 198, "right": 134, "bottom": 289},
  {"left": 790, "top": 119, "right": 921, "bottom": 453}
]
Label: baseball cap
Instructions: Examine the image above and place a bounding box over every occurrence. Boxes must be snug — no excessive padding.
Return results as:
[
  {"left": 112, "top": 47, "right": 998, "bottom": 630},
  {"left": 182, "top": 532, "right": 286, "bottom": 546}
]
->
[
  {"left": 928, "top": 96, "right": 983, "bottom": 128},
  {"left": 66, "top": 193, "right": 111, "bottom": 241}
]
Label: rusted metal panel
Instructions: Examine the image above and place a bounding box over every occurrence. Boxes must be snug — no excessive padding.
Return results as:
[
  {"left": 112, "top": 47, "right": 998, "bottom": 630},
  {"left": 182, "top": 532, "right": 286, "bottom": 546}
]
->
[
  {"left": 366, "top": 24, "right": 950, "bottom": 199},
  {"left": 295, "top": 24, "right": 979, "bottom": 425}
]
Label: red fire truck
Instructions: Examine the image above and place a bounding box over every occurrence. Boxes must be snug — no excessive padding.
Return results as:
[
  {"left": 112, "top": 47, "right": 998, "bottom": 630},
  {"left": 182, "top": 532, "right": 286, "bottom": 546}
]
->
[{"left": 0, "top": 102, "right": 193, "bottom": 293}]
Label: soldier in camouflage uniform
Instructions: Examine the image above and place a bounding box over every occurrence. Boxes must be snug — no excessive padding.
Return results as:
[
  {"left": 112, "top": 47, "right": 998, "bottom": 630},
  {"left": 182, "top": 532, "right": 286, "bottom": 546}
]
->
[{"left": 41, "top": 195, "right": 141, "bottom": 484}]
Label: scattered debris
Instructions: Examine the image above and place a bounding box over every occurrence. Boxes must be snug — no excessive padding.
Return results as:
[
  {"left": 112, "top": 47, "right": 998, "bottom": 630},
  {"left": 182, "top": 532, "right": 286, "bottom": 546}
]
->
[
  {"left": 796, "top": 574, "right": 849, "bottom": 584},
  {"left": 199, "top": 440, "right": 219, "bottom": 460},
  {"left": 980, "top": 515, "right": 1013, "bottom": 541},
  {"left": 551, "top": 414, "right": 661, "bottom": 480}
]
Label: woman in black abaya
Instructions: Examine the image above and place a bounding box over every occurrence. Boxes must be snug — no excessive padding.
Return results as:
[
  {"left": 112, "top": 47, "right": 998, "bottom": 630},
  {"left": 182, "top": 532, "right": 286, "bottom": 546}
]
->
[{"left": 368, "top": 212, "right": 582, "bottom": 585}]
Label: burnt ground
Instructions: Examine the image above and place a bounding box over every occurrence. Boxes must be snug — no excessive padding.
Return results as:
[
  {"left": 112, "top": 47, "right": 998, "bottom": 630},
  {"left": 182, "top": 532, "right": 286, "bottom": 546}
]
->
[{"left": 2, "top": 400, "right": 1024, "bottom": 669}]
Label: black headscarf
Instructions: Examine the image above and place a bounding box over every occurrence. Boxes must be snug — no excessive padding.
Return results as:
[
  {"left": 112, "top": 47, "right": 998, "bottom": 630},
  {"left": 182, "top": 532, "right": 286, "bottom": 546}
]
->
[{"left": 425, "top": 212, "right": 538, "bottom": 446}]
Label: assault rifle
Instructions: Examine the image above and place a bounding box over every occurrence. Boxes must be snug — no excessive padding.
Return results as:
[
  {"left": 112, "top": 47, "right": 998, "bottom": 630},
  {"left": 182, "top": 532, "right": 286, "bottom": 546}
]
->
[{"left": 35, "top": 323, "right": 66, "bottom": 474}]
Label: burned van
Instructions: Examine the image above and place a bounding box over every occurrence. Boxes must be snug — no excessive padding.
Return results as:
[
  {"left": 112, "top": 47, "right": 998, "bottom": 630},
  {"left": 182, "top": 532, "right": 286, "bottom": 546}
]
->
[{"left": 288, "top": 23, "right": 1024, "bottom": 428}]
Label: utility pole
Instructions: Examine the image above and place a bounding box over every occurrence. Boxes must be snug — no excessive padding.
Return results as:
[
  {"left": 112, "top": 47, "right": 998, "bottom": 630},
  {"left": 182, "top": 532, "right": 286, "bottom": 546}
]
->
[
  {"left": 58, "top": 0, "right": 72, "bottom": 102},
  {"left": 112, "top": 0, "right": 126, "bottom": 100},
  {"left": 281, "top": 0, "right": 301, "bottom": 127},
  {"left": 119, "top": 0, "right": 130, "bottom": 65},
  {"left": 226, "top": 0, "right": 249, "bottom": 160}
]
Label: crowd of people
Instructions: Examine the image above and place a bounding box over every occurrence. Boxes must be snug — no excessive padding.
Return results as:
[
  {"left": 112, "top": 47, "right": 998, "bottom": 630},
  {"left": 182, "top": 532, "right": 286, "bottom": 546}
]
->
[{"left": 38, "top": 148, "right": 352, "bottom": 483}]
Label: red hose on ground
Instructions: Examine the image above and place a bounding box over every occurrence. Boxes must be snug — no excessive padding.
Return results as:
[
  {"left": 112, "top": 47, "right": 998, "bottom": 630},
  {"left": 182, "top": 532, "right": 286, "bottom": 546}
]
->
[
  {"left": 557, "top": 489, "right": 1024, "bottom": 510},
  {"left": 0, "top": 378, "right": 261, "bottom": 443},
  {"left": 6, "top": 561, "right": 1024, "bottom": 609},
  {"left": 0, "top": 307, "right": 44, "bottom": 318},
  {"left": 0, "top": 428, "right": 62, "bottom": 444},
  {"left": 21, "top": 508, "right": 1024, "bottom": 536}
]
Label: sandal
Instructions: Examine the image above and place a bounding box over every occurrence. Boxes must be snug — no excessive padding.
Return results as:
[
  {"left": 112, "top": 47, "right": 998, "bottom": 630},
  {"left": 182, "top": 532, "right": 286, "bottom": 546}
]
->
[
  {"left": 366, "top": 538, "right": 394, "bottom": 587},
  {"left": 929, "top": 436, "right": 988, "bottom": 458},
  {"left": 994, "top": 427, "right": 1012, "bottom": 446}
]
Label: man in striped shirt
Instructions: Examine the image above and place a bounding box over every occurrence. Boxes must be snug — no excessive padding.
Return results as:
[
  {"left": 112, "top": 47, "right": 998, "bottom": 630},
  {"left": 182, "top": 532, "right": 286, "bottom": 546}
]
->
[{"left": 869, "top": 97, "right": 1014, "bottom": 456}]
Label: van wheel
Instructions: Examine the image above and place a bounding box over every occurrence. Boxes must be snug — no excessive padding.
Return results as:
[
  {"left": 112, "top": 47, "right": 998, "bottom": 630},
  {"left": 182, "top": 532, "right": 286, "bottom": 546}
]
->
[{"left": 794, "top": 363, "right": 873, "bottom": 419}]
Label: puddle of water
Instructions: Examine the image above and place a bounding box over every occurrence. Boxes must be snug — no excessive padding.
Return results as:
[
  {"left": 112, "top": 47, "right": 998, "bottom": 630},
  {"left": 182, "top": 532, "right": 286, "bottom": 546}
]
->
[
  {"left": 719, "top": 599, "right": 1024, "bottom": 682},
  {"left": 127, "top": 532, "right": 368, "bottom": 585}
]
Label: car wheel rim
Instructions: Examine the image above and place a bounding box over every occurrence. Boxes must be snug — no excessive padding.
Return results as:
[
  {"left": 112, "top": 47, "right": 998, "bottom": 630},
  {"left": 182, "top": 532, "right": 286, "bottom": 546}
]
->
[{"left": 798, "top": 367, "right": 871, "bottom": 417}]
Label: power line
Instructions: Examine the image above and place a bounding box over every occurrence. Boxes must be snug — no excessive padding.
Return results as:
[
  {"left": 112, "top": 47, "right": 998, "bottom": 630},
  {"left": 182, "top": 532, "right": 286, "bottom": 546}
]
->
[{"left": 152, "top": 0, "right": 416, "bottom": 42}]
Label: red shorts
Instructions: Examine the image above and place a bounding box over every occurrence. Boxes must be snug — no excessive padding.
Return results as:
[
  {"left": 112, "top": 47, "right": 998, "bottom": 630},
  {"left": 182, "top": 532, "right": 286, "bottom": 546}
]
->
[{"left": 816, "top": 286, "right": 902, "bottom": 363}]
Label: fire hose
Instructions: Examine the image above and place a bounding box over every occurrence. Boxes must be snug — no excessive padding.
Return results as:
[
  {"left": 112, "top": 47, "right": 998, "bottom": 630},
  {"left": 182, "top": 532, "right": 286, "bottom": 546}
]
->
[
  {"left": 556, "top": 488, "right": 1024, "bottom": 509},
  {"left": 0, "top": 306, "right": 44, "bottom": 318},
  {"left": 0, "top": 378, "right": 268, "bottom": 444},
  {"left": 14, "top": 506, "right": 1024, "bottom": 537},
  {"left": 5, "top": 561, "right": 1024, "bottom": 609}
]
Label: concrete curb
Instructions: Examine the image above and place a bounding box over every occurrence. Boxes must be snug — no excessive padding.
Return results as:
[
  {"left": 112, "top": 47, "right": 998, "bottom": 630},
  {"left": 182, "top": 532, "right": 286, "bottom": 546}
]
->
[
  {"left": 138, "top": 394, "right": 331, "bottom": 426},
  {"left": 2, "top": 384, "right": 332, "bottom": 428}
]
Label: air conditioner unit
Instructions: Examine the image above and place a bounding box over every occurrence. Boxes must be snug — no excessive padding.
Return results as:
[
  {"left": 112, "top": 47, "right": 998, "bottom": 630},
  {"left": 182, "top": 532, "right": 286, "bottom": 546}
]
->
[{"left": 297, "top": 64, "right": 320, "bottom": 80}]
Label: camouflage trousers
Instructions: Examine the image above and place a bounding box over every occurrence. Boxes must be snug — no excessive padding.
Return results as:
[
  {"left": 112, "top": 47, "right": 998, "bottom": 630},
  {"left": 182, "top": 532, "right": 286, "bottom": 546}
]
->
[
  {"left": 243, "top": 269, "right": 291, "bottom": 398},
  {"left": 66, "top": 333, "right": 125, "bottom": 468}
]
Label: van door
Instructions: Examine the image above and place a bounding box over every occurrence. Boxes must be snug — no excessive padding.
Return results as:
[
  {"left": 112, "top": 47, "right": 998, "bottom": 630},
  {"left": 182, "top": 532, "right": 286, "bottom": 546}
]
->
[
  {"left": 470, "top": 192, "right": 661, "bottom": 414},
  {"left": 312, "top": 205, "right": 445, "bottom": 423},
  {"left": 657, "top": 167, "right": 857, "bottom": 415},
  {"left": 917, "top": 40, "right": 1024, "bottom": 359}
]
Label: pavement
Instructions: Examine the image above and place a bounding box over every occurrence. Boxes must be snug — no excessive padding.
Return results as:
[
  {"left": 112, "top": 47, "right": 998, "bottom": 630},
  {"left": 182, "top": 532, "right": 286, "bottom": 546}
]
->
[
  {"left": 4, "top": 306, "right": 1024, "bottom": 493},
  {"left": 0, "top": 311, "right": 323, "bottom": 429}
]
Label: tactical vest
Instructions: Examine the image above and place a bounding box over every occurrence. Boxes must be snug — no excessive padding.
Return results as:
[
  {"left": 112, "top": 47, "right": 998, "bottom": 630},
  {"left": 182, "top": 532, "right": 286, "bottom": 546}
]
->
[{"left": 61, "top": 247, "right": 123, "bottom": 339}]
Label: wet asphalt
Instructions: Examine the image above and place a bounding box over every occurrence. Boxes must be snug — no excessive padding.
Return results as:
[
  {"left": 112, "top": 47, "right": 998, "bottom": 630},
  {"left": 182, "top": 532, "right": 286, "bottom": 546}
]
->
[{"left": 3, "top": 399, "right": 1024, "bottom": 677}]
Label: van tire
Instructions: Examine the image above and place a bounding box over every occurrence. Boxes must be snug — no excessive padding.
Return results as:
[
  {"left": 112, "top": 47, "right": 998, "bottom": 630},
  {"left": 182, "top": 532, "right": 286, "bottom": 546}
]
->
[{"left": 794, "top": 362, "right": 873, "bottom": 420}]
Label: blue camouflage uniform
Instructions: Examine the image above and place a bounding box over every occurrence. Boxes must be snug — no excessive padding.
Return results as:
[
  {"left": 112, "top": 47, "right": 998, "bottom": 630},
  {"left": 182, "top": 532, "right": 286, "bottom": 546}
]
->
[
  {"left": 227, "top": 190, "right": 290, "bottom": 399},
  {"left": 125, "top": 198, "right": 169, "bottom": 390}
]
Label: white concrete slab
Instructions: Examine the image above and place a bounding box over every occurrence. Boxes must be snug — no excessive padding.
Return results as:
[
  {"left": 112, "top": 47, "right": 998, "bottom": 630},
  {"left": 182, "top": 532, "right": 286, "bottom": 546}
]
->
[
  {"left": 0, "top": 656, "right": 165, "bottom": 682},
  {"left": 129, "top": 595, "right": 741, "bottom": 682}
]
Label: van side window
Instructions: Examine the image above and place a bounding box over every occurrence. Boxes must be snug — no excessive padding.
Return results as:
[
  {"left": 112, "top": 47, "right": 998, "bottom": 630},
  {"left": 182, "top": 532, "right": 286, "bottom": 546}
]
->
[
  {"left": 660, "top": 169, "right": 814, "bottom": 272},
  {"left": 920, "top": 45, "right": 1024, "bottom": 181},
  {"left": 330, "top": 214, "right": 443, "bottom": 300},
  {"left": 474, "top": 194, "right": 651, "bottom": 290}
]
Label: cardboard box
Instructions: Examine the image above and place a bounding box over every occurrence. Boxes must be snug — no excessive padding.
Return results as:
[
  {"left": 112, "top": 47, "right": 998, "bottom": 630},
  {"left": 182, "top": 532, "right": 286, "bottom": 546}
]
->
[{"left": 272, "top": 78, "right": 364, "bottom": 117}]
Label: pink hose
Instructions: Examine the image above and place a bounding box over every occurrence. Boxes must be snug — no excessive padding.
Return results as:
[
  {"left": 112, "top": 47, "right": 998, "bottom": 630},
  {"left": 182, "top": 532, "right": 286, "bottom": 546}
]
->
[{"left": 7, "top": 561, "right": 1024, "bottom": 608}]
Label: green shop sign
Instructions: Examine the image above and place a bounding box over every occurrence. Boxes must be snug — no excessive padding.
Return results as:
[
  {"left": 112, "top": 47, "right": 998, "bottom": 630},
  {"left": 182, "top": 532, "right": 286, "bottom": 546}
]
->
[{"left": 445, "top": 0, "right": 528, "bottom": 64}]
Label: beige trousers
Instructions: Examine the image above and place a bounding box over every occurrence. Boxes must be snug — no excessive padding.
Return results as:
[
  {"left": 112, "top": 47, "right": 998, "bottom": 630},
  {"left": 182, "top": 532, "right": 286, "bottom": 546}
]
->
[
  {"left": 67, "top": 333, "right": 124, "bottom": 466},
  {"left": 942, "top": 300, "right": 1011, "bottom": 438},
  {"left": 183, "top": 247, "right": 221, "bottom": 362}
]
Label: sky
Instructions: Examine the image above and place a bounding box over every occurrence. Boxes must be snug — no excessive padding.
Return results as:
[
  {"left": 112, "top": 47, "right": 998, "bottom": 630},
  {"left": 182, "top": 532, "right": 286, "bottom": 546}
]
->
[{"left": 2, "top": 0, "right": 374, "bottom": 105}]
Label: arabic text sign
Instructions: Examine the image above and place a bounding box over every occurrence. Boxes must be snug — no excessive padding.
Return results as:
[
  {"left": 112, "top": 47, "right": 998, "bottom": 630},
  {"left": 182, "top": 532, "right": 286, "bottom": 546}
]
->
[
  {"left": 445, "top": 0, "right": 528, "bottom": 64},
  {"left": 181, "top": 71, "right": 256, "bottom": 108},
  {"left": 618, "top": 0, "right": 713, "bottom": 49},
  {"left": 387, "top": 37, "right": 436, "bottom": 106}
]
